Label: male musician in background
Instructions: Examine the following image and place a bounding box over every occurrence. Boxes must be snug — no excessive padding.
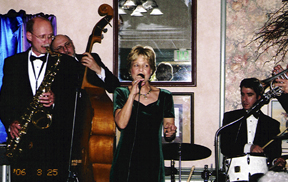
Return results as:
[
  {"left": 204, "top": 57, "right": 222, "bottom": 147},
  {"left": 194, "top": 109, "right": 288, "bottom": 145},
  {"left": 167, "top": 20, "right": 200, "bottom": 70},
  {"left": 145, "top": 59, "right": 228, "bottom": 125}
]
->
[
  {"left": 51, "top": 34, "right": 119, "bottom": 181},
  {"left": 220, "top": 78, "right": 285, "bottom": 175},
  {"left": 0, "top": 17, "right": 79, "bottom": 181},
  {"left": 51, "top": 34, "right": 120, "bottom": 93}
]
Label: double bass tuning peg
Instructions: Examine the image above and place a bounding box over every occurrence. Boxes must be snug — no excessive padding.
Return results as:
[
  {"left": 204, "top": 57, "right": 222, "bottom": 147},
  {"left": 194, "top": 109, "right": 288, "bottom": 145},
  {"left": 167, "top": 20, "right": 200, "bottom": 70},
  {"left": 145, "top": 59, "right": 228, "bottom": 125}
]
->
[{"left": 101, "top": 28, "right": 108, "bottom": 39}]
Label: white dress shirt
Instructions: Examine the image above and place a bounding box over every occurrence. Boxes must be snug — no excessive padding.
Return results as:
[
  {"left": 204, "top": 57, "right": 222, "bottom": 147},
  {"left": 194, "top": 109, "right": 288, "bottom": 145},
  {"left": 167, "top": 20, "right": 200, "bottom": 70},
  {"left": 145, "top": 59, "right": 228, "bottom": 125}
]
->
[
  {"left": 244, "top": 114, "right": 258, "bottom": 153},
  {"left": 74, "top": 56, "right": 106, "bottom": 82},
  {"left": 28, "top": 50, "right": 48, "bottom": 95}
]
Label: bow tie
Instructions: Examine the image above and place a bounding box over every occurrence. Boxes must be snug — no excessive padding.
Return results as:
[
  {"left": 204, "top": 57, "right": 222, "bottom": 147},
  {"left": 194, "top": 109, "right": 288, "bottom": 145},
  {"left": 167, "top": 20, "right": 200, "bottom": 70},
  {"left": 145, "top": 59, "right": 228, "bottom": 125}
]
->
[
  {"left": 30, "top": 55, "right": 46, "bottom": 62},
  {"left": 252, "top": 111, "right": 260, "bottom": 119}
]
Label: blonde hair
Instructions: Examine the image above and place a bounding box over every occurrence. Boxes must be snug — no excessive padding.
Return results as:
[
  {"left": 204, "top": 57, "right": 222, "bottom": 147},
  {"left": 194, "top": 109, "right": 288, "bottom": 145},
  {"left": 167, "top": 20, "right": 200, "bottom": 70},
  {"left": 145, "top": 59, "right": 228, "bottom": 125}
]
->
[{"left": 127, "top": 45, "right": 156, "bottom": 76}]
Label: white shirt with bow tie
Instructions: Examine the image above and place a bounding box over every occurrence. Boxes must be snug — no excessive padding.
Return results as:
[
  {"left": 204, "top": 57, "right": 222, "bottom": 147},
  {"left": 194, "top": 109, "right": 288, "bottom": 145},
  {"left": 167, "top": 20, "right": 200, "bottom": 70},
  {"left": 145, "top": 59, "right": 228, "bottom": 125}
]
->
[{"left": 28, "top": 50, "right": 48, "bottom": 95}]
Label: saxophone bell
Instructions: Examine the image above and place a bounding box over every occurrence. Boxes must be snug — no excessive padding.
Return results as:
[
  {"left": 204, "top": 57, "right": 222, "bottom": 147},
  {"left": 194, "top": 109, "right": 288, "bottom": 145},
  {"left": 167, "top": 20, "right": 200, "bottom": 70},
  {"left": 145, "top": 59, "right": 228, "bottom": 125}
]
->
[{"left": 31, "top": 110, "right": 52, "bottom": 129}]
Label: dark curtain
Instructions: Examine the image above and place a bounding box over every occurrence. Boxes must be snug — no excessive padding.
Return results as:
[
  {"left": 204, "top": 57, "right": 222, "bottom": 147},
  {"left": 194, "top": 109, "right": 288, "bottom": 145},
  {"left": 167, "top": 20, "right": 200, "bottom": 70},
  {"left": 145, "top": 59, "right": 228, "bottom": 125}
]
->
[{"left": 0, "top": 9, "right": 57, "bottom": 143}]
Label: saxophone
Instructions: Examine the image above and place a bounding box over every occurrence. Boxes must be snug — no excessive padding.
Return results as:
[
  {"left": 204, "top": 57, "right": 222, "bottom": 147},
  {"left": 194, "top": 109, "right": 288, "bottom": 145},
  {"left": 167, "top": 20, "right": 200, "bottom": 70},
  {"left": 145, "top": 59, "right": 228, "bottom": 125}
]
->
[{"left": 6, "top": 46, "right": 61, "bottom": 160}]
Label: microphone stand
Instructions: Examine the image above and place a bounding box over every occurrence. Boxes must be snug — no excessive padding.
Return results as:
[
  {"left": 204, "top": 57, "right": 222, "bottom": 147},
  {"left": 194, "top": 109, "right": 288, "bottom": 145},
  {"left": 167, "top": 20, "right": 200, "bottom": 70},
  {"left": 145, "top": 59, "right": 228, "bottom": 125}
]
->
[
  {"left": 66, "top": 88, "right": 80, "bottom": 182},
  {"left": 127, "top": 84, "right": 142, "bottom": 182},
  {"left": 214, "top": 88, "right": 278, "bottom": 182}
]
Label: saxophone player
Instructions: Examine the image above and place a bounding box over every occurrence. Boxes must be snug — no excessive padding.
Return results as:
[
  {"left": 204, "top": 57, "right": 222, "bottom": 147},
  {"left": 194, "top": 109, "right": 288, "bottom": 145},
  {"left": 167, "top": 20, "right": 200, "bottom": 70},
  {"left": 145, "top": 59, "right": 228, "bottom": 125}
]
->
[{"left": 0, "top": 17, "right": 79, "bottom": 181}]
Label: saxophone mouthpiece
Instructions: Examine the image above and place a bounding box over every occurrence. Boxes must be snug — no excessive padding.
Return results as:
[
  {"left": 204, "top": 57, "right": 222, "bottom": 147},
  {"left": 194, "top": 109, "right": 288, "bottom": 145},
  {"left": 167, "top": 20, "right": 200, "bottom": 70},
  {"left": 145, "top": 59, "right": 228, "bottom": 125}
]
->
[
  {"left": 42, "top": 44, "right": 50, "bottom": 48},
  {"left": 42, "top": 44, "right": 54, "bottom": 55}
]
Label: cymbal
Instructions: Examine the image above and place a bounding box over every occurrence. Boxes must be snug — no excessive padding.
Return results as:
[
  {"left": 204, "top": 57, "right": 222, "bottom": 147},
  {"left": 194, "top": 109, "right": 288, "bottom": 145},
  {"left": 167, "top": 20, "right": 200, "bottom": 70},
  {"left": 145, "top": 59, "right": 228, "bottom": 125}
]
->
[
  {"left": 273, "top": 133, "right": 288, "bottom": 140},
  {"left": 162, "top": 143, "right": 211, "bottom": 161}
]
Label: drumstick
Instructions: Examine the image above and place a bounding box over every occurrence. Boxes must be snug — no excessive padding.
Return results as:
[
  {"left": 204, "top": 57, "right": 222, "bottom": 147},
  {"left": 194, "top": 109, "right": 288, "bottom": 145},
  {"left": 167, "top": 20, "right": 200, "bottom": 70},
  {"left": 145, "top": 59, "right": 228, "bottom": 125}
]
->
[
  {"left": 262, "top": 129, "right": 288, "bottom": 149},
  {"left": 269, "top": 160, "right": 281, "bottom": 170},
  {"left": 186, "top": 165, "right": 195, "bottom": 182}
]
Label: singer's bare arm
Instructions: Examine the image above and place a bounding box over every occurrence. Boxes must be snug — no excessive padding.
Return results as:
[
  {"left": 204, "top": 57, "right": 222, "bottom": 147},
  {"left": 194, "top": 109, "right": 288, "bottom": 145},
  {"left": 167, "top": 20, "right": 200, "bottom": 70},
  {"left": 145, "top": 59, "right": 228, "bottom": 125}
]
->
[
  {"left": 114, "top": 79, "right": 142, "bottom": 129},
  {"left": 114, "top": 95, "right": 135, "bottom": 129}
]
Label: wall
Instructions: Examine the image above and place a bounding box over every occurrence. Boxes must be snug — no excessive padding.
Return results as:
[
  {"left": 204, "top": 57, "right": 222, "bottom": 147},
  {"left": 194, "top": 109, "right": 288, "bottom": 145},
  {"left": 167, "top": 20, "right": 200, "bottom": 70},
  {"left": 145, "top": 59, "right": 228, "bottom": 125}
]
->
[
  {"left": 225, "top": 0, "right": 283, "bottom": 111},
  {"left": 0, "top": 0, "right": 221, "bottom": 169}
]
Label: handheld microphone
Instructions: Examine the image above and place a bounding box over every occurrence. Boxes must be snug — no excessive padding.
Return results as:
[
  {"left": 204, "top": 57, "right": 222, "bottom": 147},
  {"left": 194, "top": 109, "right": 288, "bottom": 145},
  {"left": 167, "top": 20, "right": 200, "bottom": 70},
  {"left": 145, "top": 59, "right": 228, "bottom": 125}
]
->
[{"left": 138, "top": 74, "right": 144, "bottom": 90}]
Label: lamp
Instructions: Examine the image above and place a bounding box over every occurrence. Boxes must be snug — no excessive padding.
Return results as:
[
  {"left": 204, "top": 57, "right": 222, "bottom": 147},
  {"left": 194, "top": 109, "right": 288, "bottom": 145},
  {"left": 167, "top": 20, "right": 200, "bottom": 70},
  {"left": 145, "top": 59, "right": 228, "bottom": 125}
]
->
[
  {"left": 131, "top": 9, "right": 144, "bottom": 17},
  {"left": 123, "top": 0, "right": 136, "bottom": 10},
  {"left": 142, "top": 0, "right": 155, "bottom": 10},
  {"left": 135, "top": 4, "right": 147, "bottom": 13},
  {"left": 118, "top": 7, "right": 127, "bottom": 15},
  {"left": 150, "top": 8, "right": 163, "bottom": 15},
  {"left": 120, "top": 0, "right": 163, "bottom": 16},
  {"left": 142, "top": 0, "right": 163, "bottom": 15}
]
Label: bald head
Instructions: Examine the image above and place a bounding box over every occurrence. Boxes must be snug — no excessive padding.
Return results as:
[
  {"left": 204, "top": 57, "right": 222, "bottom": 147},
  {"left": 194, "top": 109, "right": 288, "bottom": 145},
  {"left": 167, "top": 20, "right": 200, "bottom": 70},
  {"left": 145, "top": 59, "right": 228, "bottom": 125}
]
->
[
  {"left": 26, "top": 17, "right": 54, "bottom": 56},
  {"left": 51, "top": 34, "right": 76, "bottom": 57},
  {"left": 26, "top": 17, "right": 52, "bottom": 33}
]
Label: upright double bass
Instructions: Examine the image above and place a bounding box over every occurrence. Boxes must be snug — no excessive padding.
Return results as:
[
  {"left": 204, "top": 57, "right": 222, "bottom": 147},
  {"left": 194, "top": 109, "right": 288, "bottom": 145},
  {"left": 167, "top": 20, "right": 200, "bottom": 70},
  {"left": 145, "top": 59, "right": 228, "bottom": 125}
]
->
[{"left": 73, "top": 4, "right": 115, "bottom": 182}]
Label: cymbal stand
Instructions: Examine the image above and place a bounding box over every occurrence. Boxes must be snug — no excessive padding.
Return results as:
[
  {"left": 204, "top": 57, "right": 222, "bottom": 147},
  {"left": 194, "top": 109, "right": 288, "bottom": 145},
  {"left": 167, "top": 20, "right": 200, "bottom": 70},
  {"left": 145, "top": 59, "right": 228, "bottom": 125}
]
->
[
  {"left": 171, "top": 159, "right": 175, "bottom": 182},
  {"left": 179, "top": 143, "right": 182, "bottom": 182},
  {"left": 170, "top": 143, "right": 182, "bottom": 182}
]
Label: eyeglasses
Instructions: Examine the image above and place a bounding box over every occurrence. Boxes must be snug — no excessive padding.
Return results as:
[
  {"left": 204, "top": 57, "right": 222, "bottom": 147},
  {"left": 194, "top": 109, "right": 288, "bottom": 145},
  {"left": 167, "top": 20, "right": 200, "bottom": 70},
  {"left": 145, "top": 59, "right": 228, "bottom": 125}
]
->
[
  {"left": 54, "top": 41, "right": 73, "bottom": 52},
  {"left": 31, "top": 33, "right": 54, "bottom": 41}
]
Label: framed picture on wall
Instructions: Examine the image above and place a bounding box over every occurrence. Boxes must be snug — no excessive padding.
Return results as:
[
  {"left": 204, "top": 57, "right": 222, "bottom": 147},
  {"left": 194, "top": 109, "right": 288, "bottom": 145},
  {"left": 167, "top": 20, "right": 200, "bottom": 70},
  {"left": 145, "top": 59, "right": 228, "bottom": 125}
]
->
[
  {"left": 113, "top": 0, "right": 197, "bottom": 86},
  {"left": 162, "top": 92, "right": 194, "bottom": 144},
  {"left": 268, "top": 99, "right": 288, "bottom": 154}
]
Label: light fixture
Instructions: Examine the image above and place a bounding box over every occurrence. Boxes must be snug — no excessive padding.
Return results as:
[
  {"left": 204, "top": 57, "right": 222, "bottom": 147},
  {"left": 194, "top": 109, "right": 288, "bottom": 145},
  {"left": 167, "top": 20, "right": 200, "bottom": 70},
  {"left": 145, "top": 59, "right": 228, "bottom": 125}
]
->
[
  {"left": 150, "top": 8, "right": 163, "bottom": 15},
  {"left": 135, "top": 5, "right": 147, "bottom": 13},
  {"left": 118, "top": 7, "right": 127, "bottom": 15},
  {"left": 123, "top": 0, "right": 136, "bottom": 10},
  {"left": 142, "top": 0, "right": 155, "bottom": 10},
  {"left": 142, "top": 0, "right": 163, "bottom": 16},
  {"left": 131, "top": 9, "right": 143, "bottom": 17},
  {"left": 120, "top": 0, "right": 163, "bottom": 17}
]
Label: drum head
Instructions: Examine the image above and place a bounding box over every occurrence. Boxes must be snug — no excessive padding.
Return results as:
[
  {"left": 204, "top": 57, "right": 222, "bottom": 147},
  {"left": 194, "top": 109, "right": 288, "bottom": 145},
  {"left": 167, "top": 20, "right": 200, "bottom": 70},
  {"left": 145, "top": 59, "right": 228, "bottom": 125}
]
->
[{"left": 225, "top": 154, "right": 268, "bottom": 182}]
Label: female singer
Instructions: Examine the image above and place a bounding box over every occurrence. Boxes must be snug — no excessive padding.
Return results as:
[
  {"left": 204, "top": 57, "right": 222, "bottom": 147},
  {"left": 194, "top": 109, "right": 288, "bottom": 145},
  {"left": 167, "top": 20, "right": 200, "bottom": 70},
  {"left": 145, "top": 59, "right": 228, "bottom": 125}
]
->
[{"left": 110, "top": 45, "right": 177, "bottom": 182}]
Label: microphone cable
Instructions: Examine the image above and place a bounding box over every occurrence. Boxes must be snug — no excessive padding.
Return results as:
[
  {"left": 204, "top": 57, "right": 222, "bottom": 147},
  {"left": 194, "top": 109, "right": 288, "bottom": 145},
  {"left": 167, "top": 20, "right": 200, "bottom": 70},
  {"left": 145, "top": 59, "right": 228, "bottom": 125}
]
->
[{"left": 126, "top": 85, "right": 142, "bottom": 182}]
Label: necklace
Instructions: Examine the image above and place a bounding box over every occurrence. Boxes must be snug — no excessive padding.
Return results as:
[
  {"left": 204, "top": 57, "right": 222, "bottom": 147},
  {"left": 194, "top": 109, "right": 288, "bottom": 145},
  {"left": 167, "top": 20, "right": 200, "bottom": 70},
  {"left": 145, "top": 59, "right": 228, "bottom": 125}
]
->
[{"left": 139, "top": 87, "right": 152, "bottom": 99}]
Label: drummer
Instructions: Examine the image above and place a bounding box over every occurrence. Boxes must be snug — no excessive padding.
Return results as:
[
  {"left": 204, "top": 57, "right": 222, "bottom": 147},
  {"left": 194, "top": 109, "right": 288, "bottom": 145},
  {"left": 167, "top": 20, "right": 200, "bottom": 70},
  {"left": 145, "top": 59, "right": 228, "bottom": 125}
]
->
[{"left": 220, "top": 78, "right": 286, "bottom": 170}]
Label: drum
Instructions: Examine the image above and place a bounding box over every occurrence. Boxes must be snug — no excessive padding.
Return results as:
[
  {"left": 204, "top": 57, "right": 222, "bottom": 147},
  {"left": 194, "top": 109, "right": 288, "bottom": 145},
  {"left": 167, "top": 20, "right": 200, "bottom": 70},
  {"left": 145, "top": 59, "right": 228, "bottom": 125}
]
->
[{"left": 225, "top": 154, "right": 268, "bottom": 182}]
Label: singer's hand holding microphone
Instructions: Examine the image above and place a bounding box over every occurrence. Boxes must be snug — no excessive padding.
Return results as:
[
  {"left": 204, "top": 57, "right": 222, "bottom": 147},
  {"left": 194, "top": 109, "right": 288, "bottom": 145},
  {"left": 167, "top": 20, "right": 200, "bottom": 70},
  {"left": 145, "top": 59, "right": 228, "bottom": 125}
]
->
[{"left": 131, "top": 74, "right": 145, "bottom": 95}]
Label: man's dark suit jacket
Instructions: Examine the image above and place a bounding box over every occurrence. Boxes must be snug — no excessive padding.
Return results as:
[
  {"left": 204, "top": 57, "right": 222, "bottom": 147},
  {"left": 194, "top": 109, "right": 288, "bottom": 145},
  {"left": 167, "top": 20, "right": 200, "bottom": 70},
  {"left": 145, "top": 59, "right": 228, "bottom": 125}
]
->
[
  {"left": 0, "top": 50, "right": 119, "bottom": 181},
  {"left": 0, "top": 48, "right": 79, "bottom": 181},
  {"left": 75, "top": 53, "right": 120, "bottom": 93},
  {"left": 220, "top": 109, "right": 281, "bottom": 164}
]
